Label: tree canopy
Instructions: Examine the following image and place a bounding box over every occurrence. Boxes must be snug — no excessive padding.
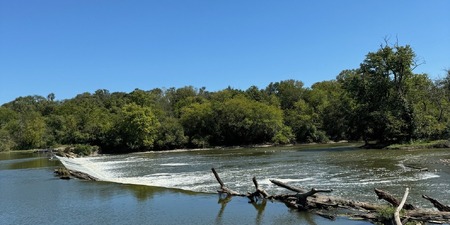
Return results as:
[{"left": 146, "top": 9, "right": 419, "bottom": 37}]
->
[{"left": 0, "top": 43, "right": 448, "bottom": 152}]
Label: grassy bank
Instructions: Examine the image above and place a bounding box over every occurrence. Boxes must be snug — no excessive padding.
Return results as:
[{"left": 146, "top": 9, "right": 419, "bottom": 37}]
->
[{"left": 386, "top": 140, "right": 450, "bottom": 150}]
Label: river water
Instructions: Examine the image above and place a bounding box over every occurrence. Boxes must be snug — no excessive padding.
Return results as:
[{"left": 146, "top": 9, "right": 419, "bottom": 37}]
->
[{"left": 2, "top": 145, "right": 450, "bottom": 225}]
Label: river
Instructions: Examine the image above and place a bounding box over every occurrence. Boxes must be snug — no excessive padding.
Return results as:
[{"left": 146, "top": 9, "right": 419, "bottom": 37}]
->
[{"left": 1, "top": 145, "right": 450, "bottom": 225}]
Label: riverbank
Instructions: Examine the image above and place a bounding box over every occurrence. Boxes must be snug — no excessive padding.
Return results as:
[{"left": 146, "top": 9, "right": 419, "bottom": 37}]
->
[{"left": 386, "top": 140, "right": 450, "bottom": 150}]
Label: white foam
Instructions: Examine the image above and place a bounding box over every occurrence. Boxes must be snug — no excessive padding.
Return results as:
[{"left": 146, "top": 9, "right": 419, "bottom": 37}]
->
[
  {"left": 160, "top": 163, "right": 189, "bottom": 166},
  {"left": 56, "top": 156, "right": 110, "bottom": 181},
  {"left": 275, "top": 178, "right": 314, "bottom": 183}
]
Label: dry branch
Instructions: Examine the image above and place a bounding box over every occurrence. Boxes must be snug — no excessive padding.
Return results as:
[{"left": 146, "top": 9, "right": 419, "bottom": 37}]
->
[
  {"left": 270, "top": 179, "right": 307, "bottom": 193},
  {"left": 394, "top": 187, "right": 409, "bottom": 225},
  {"left": 270, "top": 179, "right": 332, "bottom": 210},
  {"left": 374, "top": 188, "right": 415, "bottom": 210},
  {"left": 211, "top": 168, "right": 244, "bottom": 196},
  {"left": 247, "top": 176, "right": 270, "bottom": 203},
  {"left": 422, "top": 195, "right": 450, "bottom": 212}
]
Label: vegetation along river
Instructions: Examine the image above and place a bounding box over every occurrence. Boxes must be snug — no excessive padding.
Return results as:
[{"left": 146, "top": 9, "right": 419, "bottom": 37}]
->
[{"left": 2, "top": 145, "right": 450, "bottom": 225}]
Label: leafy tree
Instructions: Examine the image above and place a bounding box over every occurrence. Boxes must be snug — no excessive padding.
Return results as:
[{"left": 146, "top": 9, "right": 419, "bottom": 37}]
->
[
  {"left": 272, "top": 125, "right": 295, "bottom": 144},
  {"left": 245, "top": 85, "right": 280, "bottom": 106},
  {"left": 115, "top": 103, "right": 160, "bottom": 150},
  {"left": 127, "top": 88, "right": 158, "bottom": 108},
  {"left": 54, "top": 92, "right": 113, "bottom": 145},
  {"left": 0, "top": 107, "right": 18, "bottom": 151},
  {"left": 309, "top": 80, "right": 349, "bottom": 141},
  {"left": 265, "top": 80, "right": 305, "bottom": 110},
  {"left": 8, "top": 112, "right": 47, "bottom": 149},
  {"left": 284, "top": 99, "right": 328, "bottom": 143},
  {"left": 154, "top": 116, "right": 188, "bottom": 150},
  {"left": 341, "top": 43, "right": 419, "bottom": 144},
  {"left": 179, "top": 101, "right": 215, "bottom": 148},
  {"left": 214, "top": 95, "right": 287, "bottom": 145}
]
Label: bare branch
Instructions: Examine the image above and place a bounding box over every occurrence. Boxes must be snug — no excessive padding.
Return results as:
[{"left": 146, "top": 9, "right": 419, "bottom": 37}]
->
[{"left": 394, "top": 187, "right": 409, "bottom": 225}]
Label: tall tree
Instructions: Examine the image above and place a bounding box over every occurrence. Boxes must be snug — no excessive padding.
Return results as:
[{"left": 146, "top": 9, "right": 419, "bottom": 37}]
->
[
  {"left": 265, "top": 80, "right": 305, "bottom": 110},
  {"left": 342, "top": 43, "right": 420, "bottom": 144}
]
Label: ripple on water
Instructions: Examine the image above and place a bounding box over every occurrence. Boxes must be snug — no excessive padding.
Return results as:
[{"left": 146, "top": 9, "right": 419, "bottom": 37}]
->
[{"left": 57, "top": 147, "right": 450, "bottom": 207}]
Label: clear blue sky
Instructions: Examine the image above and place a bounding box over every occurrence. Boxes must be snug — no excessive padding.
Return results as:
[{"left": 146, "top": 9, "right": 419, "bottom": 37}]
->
[{"left": 1, "top": 1, "right": 449, "bottom": 104}]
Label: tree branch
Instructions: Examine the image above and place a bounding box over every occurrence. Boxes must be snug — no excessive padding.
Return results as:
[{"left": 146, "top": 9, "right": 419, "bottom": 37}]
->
[{"left": 394, "top": 187, "right": 409, "bottom": 225}]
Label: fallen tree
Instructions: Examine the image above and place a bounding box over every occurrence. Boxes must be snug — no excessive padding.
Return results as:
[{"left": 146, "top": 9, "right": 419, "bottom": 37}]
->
[{"left": 211, "top": 168, "right": 450, "bottom": 224}]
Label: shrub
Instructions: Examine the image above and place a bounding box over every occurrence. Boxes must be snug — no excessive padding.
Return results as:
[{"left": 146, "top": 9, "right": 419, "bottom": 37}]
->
[{"left": 72, "top": 144, "right": 99, "bottom": 156}]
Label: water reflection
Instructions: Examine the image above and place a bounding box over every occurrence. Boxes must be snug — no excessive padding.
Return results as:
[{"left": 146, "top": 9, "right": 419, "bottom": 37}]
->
[
  {"left": 121, "top": 184, "right": 199, "bottom": 201},
  {"left": 215, "top": 194, "right": 268, "bottom": 225},
  {"left": 5, "top": 157, "right": 60, "bottom": 170},
  {"left": 251, "top": 199, "right": 267, "bottom": 225},
  {"left": 215, "top": 194, "right": 232, "bottom": 225},
  {"left": 0, "top": 151, "right": 60, "bottom": 170}
]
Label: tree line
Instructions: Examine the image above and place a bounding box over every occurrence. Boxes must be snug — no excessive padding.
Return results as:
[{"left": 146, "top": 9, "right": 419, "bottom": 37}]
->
[{"left": 1, "top": 43, "right": 449, "bottom": 153}]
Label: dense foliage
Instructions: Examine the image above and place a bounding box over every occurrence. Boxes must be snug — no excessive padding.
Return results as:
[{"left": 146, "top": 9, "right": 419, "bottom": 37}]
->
[{"left": 1, "top": 43, "right": 449, "bottom": 152}]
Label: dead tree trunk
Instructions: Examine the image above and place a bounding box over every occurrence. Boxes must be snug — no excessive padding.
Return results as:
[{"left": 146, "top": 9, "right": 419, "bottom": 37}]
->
[
  {"left": 211, "top": 168, "right": 244, "bottom": 196},
  {"left": 394, "top": 188, "right": 409, "bottom": 225},
  {"left": 374, "top": 188, "right": 415, "bottom": 210},
  {"left": 247, "top": 176, "right": 270, "bottom": 203},
  {"left": 422, "top": 195, "right": 450, "bottom": 212},
  {"left": 270, "top": 179, "right": 307, "bottom": 193},
  {"left": 270, "top": 179, "right": 332, "bottom": 210}
]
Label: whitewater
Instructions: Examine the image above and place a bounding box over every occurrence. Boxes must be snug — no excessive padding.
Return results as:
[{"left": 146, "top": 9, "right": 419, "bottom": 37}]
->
[{"left": 56, "top": 146, "right": 450, "bottom": 207}]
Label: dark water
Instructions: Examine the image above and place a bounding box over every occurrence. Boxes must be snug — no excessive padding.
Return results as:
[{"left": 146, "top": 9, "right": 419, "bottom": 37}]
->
[{"left": 0, "top": 149, "right": 372, "bottom": 225}]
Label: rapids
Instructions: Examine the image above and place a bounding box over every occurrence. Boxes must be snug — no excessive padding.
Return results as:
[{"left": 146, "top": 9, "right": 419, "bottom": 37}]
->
[{"left": 57, "top": 145, "right": 450, "bottom": 207}]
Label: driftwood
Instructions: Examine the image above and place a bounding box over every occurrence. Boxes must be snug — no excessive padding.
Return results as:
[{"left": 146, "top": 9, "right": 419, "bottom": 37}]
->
[
  {"left": 404, "top": 164, "right": 429, "bottom": 172},
  {"left": 210, "top": 168, "right": 450, "bottom": 224},
  {"left": 270, "top": 179, "right": 307, "bottom": 193},
  {"left": 422, "top": 195, "right": 450, "bottom": 212},
  {"left": 270, "top": 179, "right": 332, "bottom": 210},
  {"left": 394, "top": 188, "right": 409, "bottom": 225},
  {"left": 374, "top": 188, "right": 416, "bottom": 210},
  {"left": 247, "top": 176, "right": 270, "bottom": 203},
  {"left": 211, "top": 168, "right": 245, "bottom": 196}
]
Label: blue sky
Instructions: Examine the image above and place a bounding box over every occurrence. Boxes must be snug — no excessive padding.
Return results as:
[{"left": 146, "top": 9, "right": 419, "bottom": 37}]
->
[{"left": 1, "top": 1, "right": 449, "bottom": 104}]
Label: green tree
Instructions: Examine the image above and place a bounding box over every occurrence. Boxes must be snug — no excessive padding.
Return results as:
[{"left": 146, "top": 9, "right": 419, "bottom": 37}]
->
[
  {"left": 115, "top": 103, "right": 160, "bottom": 150},
  {"left": 284, "top": 99, "right": 328, "bottom": 143},
  {"left": 0, "top": 107, "right": 18, "bottom": 151},
  {"left": 214, "top": 95, "right": 288, "bottom": 145},
  {"left": 265, "top": 80, "right": 305, "bottom": 110},
  {"left": 341, "top": 43, "right": 419, "bottom": 144},
  {"left": 179, "top": 101, "right": 215, "bottom": 148},
  {"left": 309, "top": 80, "right": 349, "bottom": 141},
  {"left": 154, "top": 116, "right": 188, "bottom": 150},
  {"left": 8, "top": 112, "right": 47, "bottom": 149}
]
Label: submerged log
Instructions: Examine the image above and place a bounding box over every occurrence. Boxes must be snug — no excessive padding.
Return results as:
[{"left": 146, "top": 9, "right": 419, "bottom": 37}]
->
[
  {"left": 405, "top": 164, "right": 429, "bottom": 172},
  {"left": 374, "top": 188, "right": 416, "bottom": 210},
  {"left": 422, "top": 195, "right": 450, "bottom": 212}
]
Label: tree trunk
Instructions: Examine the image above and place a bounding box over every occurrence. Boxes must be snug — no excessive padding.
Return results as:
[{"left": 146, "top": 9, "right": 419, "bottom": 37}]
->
[{"left": 374, "top": 188, "right": 415, "bottom": 210}]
